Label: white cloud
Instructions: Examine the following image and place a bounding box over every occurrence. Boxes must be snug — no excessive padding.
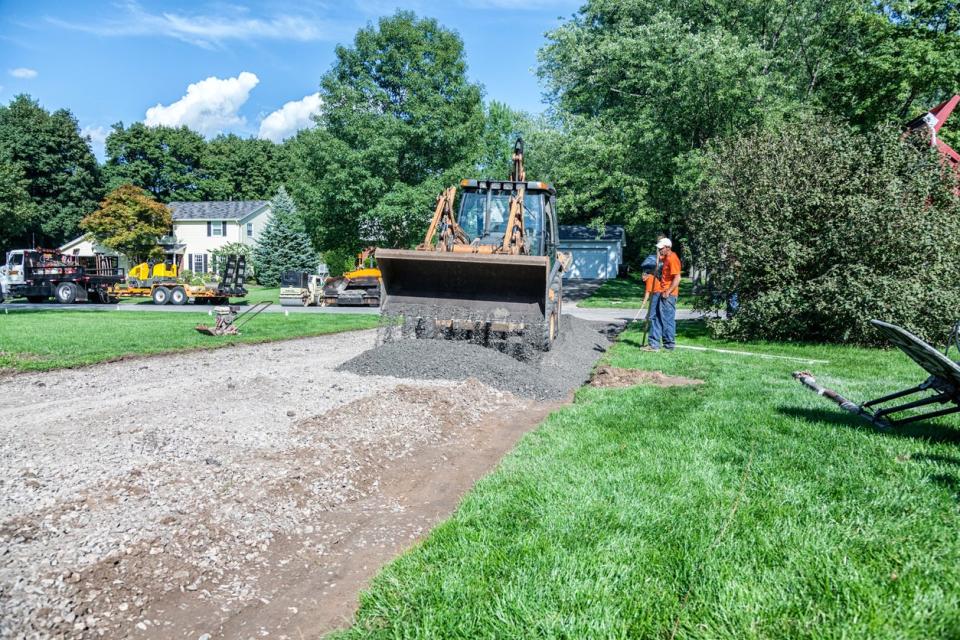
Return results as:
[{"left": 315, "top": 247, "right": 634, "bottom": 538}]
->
[
  {"left": 48, "top": 1, "right": 337, "bottom": 49},
  {"left": 145, "top": 72, "right": 259, "bottom": 135},
  {"left": 258, "top": 93, "right": 322, "bottom": 143},
  {"left": 9, "top": 68, "right": 37, "bottom": 79},
  {"left": 82, "top": 125, "right": 109, "bottom": 159}
]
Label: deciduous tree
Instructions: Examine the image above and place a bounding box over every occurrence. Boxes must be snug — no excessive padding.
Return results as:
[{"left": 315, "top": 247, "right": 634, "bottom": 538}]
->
[
  {"left": 290, "top": 11, "right": 484, "bottom": 252},
  {"left": 0, "top": 94, "right": 102, "bottom": 247},
  {"left": 103, "top": 123, "right": 207, "bottom": 202},
  {"left": 537, "top": 0, "right": 960, "bottom": 243},
  {"left": 80, "top": 184, "right": 172, "bottom": 263},
  {"left": 202, "top": 134, "right": 290, "bottom": 200},
  {"left": 0, "top": 161, "right": 39, "bottom": 254}
]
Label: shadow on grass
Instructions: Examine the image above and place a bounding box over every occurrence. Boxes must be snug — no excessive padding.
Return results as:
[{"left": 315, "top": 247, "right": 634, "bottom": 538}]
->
[
  {"left": 777, "top": 406, "right": 960, "bottom": 445},
  {"left": 780, "top": 408, "right": 960, "bottom": 499},
  {"left": 911, "top": 454, "right": 960, "bottom": 499}
]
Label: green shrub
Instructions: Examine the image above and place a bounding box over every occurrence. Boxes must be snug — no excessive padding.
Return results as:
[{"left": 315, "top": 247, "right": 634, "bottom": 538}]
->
[
  {"left": 323, "top": 248, "right": 358, "bottom": 278},
  {"left": 689, "top": 116, "right": 960, "bottom": 346}
]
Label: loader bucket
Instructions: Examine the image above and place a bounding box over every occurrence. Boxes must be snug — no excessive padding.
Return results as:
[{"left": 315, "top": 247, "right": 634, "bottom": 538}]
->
[{"left": 376, "top": 248, "right": 550, "bottom": 332}]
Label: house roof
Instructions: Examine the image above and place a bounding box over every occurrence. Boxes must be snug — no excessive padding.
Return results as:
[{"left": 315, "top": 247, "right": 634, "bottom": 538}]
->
[
  {"left": 168, "top": 200, "right": 269, "bottom": 221},
  {"left": 558, "top": 224, "right": 626, "bottom": 244}
]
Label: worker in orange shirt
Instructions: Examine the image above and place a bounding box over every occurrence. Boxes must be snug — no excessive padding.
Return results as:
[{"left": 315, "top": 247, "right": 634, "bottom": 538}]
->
[
  {"left": 638, "top": 253, "right": 659, "bottom": 310},
  {"left": 645, "top": 237, "right": 681, "bottom": 351}
]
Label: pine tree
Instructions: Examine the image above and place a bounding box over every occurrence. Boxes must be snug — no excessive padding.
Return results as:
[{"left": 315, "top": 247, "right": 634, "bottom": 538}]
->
[{"left": 253, "top": 186, "right": 318, "bottom": 286}]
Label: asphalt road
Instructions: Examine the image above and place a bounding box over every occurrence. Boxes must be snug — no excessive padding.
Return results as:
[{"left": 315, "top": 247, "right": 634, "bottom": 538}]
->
[
  {"left": 0, "top": 301, "right": 380, "bottom": 314},
  {"left": 0, "top": 279, "right": 710, "bottom": 322},
  {"left": 0, "top": 300, "right": 710, "bottom": 323}
]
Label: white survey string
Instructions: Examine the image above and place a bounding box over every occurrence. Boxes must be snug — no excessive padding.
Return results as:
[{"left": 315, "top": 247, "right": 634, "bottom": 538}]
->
[{"left": 673, "top": 344, "right": 829, "bottom": 364}]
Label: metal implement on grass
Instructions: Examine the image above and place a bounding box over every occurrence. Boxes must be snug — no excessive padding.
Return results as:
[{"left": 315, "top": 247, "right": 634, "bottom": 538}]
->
[
  {"left": 377, "top": 138, "right": 569, "bottom": 351},
  {"left": 794, "top": 319, "right": 960, "bottom": 427},
  {"left": 195, "top": 301, "right": 272, "bottom": 336}
]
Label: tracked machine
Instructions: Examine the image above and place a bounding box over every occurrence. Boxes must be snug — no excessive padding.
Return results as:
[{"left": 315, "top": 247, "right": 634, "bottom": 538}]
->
[
  {"left": 322, "top": 248, "right": 382, "bottom": 307},
  {"left": 377, "top": 139, "right": 568, "bottom": 350}
]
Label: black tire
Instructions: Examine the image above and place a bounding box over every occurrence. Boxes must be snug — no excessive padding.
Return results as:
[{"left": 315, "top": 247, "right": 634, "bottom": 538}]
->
[
  {"left": 170, "top": 286, "right": 187, "bottom": 305},
  {"left": 55, "top": 282, "right": 78, "bottom": 304},
  {"left": 26, "top": 295, "right": 47, "bottom": 303},
  {"left": 91, "top": 289, "right": 114, "bottom": 304},
  {"left": 152, "top": 286, "right": 170, "bottom": 305}
]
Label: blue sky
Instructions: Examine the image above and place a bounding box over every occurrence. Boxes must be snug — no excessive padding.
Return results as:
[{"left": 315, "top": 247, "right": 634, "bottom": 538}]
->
[{"left": 0, "top": 1, "right": 580, "bottom": 156}]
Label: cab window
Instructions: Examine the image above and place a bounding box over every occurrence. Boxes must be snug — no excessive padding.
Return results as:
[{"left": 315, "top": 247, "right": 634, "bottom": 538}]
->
[
  {"left": 458, "top": 191, "right": 487, "bottom": 239},
  {"left": 523, "top": 193, "right": 543, "bottom": 254}
]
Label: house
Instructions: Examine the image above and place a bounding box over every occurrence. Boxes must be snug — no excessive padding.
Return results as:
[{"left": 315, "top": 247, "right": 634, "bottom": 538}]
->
[
  {"left": 168, "top": 200, "right": 271, "bottom": 273},
  {"left": 60, "top": 235, "right": 126, "bottom": 268},
  {"left": 557, "top": 225, "right": 626, "bottom": 280},
  {"left": 60, "top": 200, "right": 272, "bottom": 273}
]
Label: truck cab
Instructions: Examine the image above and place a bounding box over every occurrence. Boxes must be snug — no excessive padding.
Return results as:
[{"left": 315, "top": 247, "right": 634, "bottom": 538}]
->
[{"left": 4, "top": 250, "right": 27, "bottom": 289}]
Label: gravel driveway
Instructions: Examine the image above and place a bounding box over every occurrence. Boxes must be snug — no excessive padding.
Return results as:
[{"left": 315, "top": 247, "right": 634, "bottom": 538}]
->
[{"left": 0, "top": 330, "right": 559, "bottom": 639}]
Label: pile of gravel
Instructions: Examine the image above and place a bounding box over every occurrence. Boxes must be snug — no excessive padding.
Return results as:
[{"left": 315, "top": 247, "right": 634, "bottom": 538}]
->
[{"left": 337, "top": 316, "right": 616, "bottom": 400}]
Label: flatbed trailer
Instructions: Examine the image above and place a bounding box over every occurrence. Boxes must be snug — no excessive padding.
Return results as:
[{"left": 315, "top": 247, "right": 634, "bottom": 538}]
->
[
  {"left": 110, "top": 282, "right": 247, "bottom": 305},
  {"left": 108, "top": 254, "right": 248, "bottom": 305}
]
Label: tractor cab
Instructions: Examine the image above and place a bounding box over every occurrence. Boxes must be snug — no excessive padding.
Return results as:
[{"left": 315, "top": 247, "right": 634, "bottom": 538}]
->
[{"left": 456, "top": 179, "right": 558, "bottom": 259}]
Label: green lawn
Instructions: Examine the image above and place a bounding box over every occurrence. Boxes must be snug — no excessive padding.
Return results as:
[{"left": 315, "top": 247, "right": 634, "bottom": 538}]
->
[
  {"left": 335, "top": 321, "right": 960, "bottom": 638},
  {"left": 580, "top": 275, "right": 695, "bottom": 309},
  {"left": 240, "top": 285, "right": 280, "bottom": 304},
  {"left": 0, "top": 310, "right": 377, "bottom": 372}
]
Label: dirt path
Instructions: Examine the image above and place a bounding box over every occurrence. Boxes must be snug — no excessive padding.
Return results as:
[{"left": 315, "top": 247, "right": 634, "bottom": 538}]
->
[{"left": 0, "top": 330, "right": 558, "bottom": 639}]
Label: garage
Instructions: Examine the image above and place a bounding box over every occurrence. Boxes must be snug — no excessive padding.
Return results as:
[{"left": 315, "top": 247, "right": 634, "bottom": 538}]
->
[{"left": 557, "top": 225, "right": 626, "bottom": 280}]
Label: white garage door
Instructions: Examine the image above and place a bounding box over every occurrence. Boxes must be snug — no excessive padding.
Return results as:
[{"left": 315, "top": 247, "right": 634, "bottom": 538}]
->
[{"left": 568, "top": 248, "right": 608, "bottom": 279}]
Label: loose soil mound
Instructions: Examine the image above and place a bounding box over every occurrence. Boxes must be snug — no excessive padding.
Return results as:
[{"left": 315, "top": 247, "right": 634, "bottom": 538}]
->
[
  {"left": 589, "top": 365, "right": 704, "bottom": 388},
  {"left": 337, "top": 316, "right": 615, "bottom": 401}
]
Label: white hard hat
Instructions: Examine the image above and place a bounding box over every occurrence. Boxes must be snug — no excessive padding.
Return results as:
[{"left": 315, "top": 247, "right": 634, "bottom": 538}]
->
[{"left": 656, "top": 237, "right": 672, "bottom": 249}]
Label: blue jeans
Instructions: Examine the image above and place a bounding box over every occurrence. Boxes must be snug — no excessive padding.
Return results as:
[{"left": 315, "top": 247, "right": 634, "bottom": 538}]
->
[{"left": 649, "top": 293, "right": 676, "bottom": 350}]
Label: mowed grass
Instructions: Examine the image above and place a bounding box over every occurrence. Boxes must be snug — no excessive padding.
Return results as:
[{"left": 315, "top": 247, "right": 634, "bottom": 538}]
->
[
  {"left": 335, "top": 321, "right": 960, "bottom": 638},
  {"left": 581, "top": 275, "right": 695, "bottom": 308},
  {"left": 0, "top": 310, "right": 377, "bottom": 372}
]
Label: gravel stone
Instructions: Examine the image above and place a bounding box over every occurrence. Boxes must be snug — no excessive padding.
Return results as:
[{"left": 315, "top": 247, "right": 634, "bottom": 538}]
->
[
  {"left": 0, "top": 329, "right": 529, "bottom": 638},
  {"left": 338, "top": 316, "right": 615, "bottom": 400}
]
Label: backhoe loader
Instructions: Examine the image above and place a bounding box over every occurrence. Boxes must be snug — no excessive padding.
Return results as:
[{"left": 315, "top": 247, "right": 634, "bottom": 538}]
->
[{"left": 377, "top": 139, "right": 568, "bottom": 350}]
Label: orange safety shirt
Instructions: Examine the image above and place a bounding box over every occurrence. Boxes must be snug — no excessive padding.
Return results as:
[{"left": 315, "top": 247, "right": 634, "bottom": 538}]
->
[
  {"left": 658, "top": 250, "right": 681, "bottom": 296},
  {"left": 643, "top": 273, "right": 657, "bottom": 295}
]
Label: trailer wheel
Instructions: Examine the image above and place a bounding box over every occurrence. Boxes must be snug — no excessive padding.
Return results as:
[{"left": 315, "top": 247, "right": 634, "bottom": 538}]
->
[
  {"left": 170, "top": 286, "right": 187, "bottom": 305},
  {"left": 152, "top": 286, "right": 171, "bottom": 305},
  {"left": 55, "top": 282, "right": 78, "bottom": 304}
]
